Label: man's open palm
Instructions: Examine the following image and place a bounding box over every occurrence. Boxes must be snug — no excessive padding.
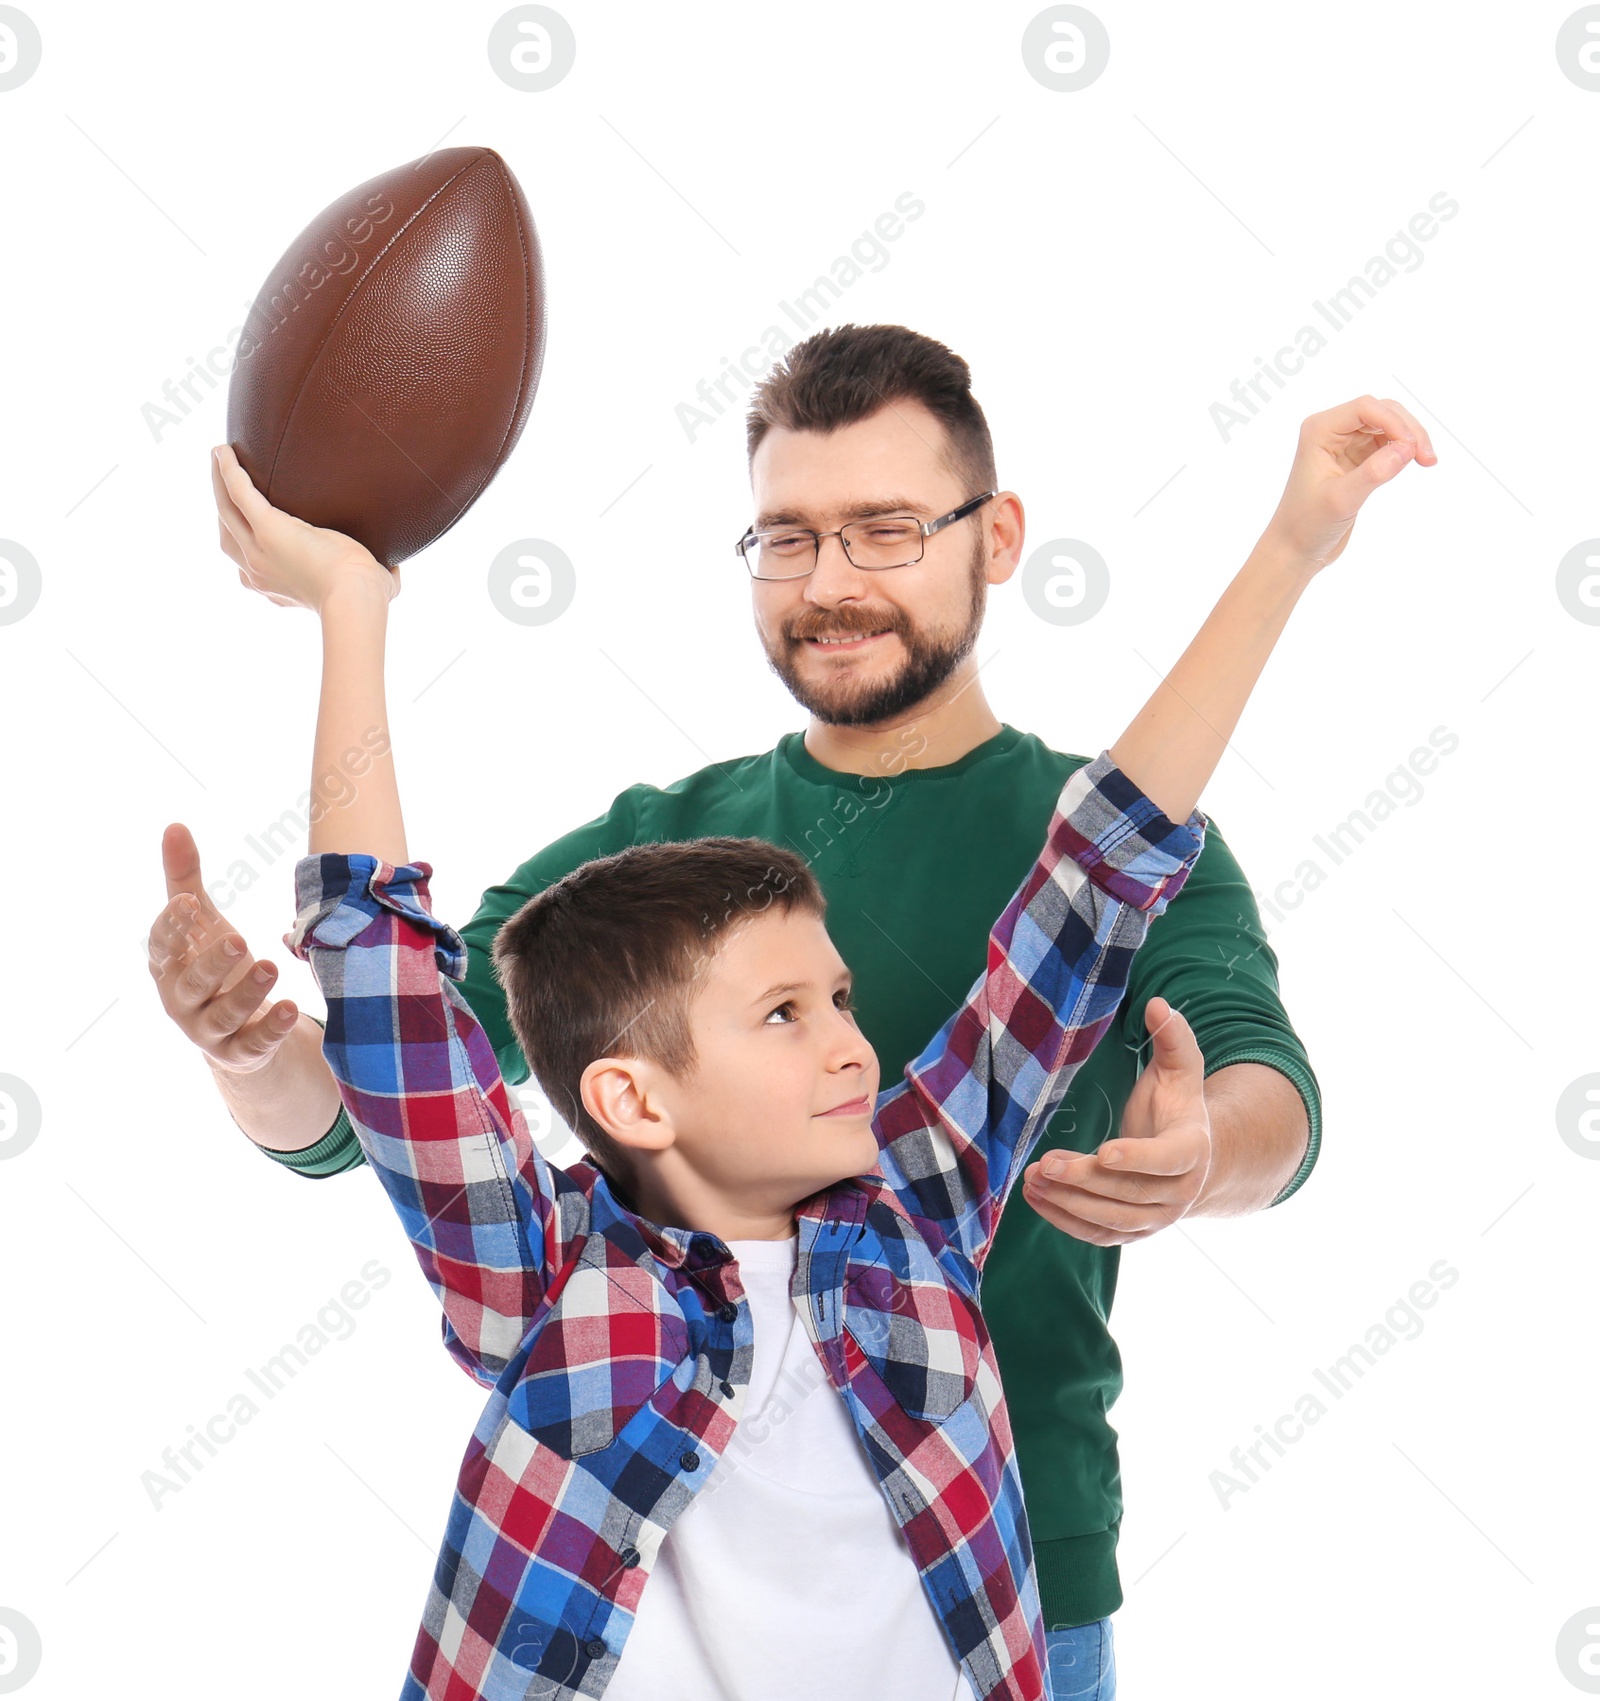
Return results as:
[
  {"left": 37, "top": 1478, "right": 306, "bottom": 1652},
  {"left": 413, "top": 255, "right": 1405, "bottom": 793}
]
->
[
  {"left": 147, "top": 823, "right": 299, "bottom": 1073},
  {"left": 1021, "top": 997, "right": 1211, "bottom": 1246}
]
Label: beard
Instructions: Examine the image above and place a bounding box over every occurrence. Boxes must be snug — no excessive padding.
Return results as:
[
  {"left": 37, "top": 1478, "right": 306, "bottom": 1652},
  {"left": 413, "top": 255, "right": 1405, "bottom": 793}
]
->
[{"left": 761, "top": 531, "right": 989, "bottom": 728}]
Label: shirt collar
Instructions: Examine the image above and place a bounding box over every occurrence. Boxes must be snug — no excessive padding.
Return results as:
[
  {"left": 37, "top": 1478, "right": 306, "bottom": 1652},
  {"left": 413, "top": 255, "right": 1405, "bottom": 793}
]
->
[
  {"left": 586, "top": 1166, "right": 868, "bottom": 1267},
  {"left": 584, "top": 1166, "right": 731, "bottom": 1269}
]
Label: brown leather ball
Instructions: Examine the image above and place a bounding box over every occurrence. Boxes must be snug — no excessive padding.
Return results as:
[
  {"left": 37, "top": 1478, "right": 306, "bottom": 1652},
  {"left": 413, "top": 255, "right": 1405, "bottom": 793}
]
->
[{"left": 225, "top": 146, "right": 546, "bottom": 569}]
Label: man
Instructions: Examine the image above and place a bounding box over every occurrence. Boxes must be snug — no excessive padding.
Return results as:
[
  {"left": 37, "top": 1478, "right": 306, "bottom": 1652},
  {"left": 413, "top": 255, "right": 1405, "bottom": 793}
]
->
[{"left": 153, "top": 323, "right": 1336, "bottom": 1699}]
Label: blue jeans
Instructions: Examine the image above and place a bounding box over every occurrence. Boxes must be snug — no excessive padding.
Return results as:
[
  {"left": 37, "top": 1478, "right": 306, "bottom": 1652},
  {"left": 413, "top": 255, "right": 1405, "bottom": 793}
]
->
[{"left": 1043, "top": 1616, "right": 1116, "bottom": 1700}]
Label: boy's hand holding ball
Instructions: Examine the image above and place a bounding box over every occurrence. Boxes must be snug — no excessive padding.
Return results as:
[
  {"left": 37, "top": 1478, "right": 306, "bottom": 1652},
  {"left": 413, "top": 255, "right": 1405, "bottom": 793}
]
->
[{"left": 212, "top": 443, "right": 398, "bottom": 615}]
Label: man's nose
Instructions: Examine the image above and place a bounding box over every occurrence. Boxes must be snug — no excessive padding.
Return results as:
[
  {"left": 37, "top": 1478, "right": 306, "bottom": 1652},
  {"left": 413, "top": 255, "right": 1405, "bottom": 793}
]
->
[{"left": 804, "top": 532, "right": 869, "bottom": 602}]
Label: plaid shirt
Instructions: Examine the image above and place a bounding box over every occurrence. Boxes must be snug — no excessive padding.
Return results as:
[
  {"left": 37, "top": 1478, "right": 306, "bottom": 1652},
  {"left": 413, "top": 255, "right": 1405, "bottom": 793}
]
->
[{"left": 284, "top": 749, "right": 1204, "bottom": 1701}]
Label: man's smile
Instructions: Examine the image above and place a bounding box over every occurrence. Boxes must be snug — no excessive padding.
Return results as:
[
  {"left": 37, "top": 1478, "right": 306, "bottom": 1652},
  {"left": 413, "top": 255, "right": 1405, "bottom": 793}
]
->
[{"left": 800, "top": 629, "right": 892, "bottom": 653}]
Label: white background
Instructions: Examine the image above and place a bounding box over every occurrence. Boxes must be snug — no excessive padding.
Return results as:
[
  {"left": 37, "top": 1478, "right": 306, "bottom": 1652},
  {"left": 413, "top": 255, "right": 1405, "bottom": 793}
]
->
[{"left": 0, "top": 2, "right": 1595, "bottom": 1696}]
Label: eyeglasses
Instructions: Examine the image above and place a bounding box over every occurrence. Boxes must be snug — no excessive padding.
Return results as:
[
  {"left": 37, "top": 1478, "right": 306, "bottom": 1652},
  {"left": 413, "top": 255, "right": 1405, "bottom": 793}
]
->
[{"left": 734, "top": 490, "right": 998, "bottom": 581}]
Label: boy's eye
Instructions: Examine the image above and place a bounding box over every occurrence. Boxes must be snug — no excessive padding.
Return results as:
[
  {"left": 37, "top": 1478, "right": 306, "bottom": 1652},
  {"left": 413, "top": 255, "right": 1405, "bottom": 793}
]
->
[{"left": 763, "top": 990, "right": 855, "bottom": 1025}]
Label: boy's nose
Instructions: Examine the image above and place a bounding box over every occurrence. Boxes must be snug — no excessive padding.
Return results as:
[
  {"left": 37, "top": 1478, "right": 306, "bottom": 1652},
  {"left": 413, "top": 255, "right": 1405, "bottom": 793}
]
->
[{"left": 829, "top": 1029, "right": 877, "bottom": 1084}]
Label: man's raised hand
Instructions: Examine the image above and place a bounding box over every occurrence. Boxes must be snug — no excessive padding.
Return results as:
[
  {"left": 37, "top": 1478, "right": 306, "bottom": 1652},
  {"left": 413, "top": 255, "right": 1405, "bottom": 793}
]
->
[{"left": 147, "top": 823, "right": 300, "bottom": 1074}]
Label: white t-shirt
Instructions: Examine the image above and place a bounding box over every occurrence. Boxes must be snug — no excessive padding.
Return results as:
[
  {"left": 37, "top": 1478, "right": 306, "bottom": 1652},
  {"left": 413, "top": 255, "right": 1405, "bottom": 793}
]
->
[{"left": 606, "top": 1232, "right": 977, "bottom": 1701}]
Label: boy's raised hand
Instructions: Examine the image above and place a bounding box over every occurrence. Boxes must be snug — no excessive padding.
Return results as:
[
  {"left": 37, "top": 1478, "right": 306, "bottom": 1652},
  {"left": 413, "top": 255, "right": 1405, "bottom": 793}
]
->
[
  {"left": 1261, "top": 394, "right": 1438, "bottom": 571},
  {"left": 211, "top": 443, "right": 399, "bottom": 613},
  {"left": 1021, "top": 998, "right": 1211, "bottom": 1246}
]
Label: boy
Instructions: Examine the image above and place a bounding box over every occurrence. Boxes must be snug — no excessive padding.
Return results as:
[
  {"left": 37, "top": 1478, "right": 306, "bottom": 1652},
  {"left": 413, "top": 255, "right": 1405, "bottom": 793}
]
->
[{"left": 199, "top": 404, "right": 1421, "bottom": 1700}]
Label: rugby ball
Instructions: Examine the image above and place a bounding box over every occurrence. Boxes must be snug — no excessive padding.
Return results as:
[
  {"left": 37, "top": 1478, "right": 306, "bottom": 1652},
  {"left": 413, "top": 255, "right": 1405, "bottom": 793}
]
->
[{"left": 226, "top": 146, "right": 546, "bottom": 568}]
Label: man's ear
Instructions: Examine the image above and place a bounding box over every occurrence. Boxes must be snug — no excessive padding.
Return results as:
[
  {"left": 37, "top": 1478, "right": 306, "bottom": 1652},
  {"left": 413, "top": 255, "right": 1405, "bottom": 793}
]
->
[
  {"left": 579, "top": 1056, "right": 677, "bottom": 1157},
  {"left": 984, "top": 490, "right": 1025, "bottom": 586}
]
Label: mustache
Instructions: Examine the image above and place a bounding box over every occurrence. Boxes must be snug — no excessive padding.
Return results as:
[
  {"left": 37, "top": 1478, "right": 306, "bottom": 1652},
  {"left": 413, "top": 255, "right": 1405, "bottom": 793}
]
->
[{"left": 787, "top": 611, "right": 906, "bottom": 641}]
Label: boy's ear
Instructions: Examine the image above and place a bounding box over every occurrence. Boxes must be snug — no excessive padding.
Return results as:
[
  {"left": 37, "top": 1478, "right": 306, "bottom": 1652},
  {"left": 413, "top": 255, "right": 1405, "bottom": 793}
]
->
[{"left": 579, "top": 1056, "right": 676, "bottom": 1155}]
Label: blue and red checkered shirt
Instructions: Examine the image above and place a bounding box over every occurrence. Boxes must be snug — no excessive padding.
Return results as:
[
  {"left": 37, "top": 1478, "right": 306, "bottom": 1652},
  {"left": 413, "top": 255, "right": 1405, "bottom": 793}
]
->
[{"left": 284, "top": 749, "right": 1205, "bottom": 1701}]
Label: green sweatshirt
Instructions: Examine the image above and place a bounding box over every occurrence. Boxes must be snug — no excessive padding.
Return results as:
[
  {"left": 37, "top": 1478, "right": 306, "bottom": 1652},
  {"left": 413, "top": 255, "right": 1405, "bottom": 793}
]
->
[{"left": 272, "top": 724, "right": 1320, "bottom": 1627}]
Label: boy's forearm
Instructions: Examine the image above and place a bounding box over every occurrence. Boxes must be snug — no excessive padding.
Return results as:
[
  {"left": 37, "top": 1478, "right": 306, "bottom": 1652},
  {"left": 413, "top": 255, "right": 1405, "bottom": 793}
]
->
[
  {"left": 208, "top": 1012, "right": 344, "bottom": 1152},
  {"left": 891, "top": 752, "right": 1205, "bottom": 1276},
  {"left": 285, "top": 856, "right": 557, "bottom": 1380},
  {"left": 1108, "top": 530, "right": 1318, "bottom": 824},
  {"left": 310, "top": 575, "right": 408, "bottom": 865}
]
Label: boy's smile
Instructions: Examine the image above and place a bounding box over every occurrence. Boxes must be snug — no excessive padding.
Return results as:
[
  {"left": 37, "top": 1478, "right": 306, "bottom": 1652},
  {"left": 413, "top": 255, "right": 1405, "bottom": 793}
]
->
[{"left": 818, "top": 1091, "right": 873, "bottom": 1116}]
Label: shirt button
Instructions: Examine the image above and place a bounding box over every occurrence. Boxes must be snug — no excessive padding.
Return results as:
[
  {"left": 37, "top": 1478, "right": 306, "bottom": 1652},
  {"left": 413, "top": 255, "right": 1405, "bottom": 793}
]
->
[
  {"left": 620, "top": 1546, "right": 641, "bottom": 1568},
  {"left": 584, "top": 1637, "right": 607, "bottom": 1659},
  {"left": 717, "top": 1301, "right": 737, "bottom": 1322},
  {"left": 679, "top": 1450, "right": 700, "bottom": 1471},
  {"left": 719, "top": 1379, "right": 735, "bottom": 1399}
]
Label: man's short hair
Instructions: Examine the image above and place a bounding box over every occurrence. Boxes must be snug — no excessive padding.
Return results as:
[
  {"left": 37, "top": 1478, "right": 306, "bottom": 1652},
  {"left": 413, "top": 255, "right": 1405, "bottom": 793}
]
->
[
  {"left": 746, "top": 322, "right": 997, "bottom": 500},
  {"left": 492, "top": 838, "right": 826, "bottom": 1196}
]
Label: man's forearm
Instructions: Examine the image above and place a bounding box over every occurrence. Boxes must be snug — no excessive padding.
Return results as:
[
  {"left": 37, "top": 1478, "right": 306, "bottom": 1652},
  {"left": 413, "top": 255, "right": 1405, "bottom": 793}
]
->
[
  {"left": 208, "top": 1012, "right": 344, "bottom": 1153},
  {"left": 1188, "top": 1061, "right": 1309, "bottom": 1217}
]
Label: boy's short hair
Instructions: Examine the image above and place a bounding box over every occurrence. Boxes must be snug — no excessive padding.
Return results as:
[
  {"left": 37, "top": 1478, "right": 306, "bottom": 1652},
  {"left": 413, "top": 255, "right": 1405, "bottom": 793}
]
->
[
  {"left": 746, "top": 322, "right": 998, "bottom": 500},
  {"left": 491, "top": 838, "right": 826, "bottom": 1196}
]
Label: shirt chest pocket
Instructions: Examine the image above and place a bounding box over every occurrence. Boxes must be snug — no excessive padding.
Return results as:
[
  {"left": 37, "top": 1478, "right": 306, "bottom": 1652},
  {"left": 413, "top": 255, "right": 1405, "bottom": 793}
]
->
[
  {"left": 839, "top": 1225, "right": 982, "bottom": 1424},
  {"left": 508, "top": 1245, "right": 691, "bottom": 1458}
]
